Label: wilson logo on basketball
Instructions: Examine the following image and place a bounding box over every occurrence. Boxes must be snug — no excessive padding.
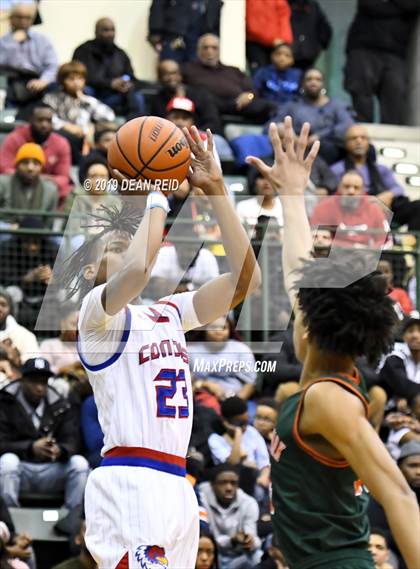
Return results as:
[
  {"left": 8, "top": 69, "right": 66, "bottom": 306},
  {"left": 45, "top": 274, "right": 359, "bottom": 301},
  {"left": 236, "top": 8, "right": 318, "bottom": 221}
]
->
[
  {"left": 167, "top": 138, "right": 188, "bottom": 158},
  {"left": 149, "top": 121, "right": 164, "bottom": 142}
]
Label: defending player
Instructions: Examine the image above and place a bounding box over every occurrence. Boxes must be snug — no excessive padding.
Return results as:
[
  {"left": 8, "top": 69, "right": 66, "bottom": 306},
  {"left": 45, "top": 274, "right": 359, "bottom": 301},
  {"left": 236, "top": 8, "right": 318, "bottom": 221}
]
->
[
  {"left": 61, "top": 127, "right": 261, "bottom": 568},
  {"left": 247, "top": 117, "right": 419, "bottom": 569}
]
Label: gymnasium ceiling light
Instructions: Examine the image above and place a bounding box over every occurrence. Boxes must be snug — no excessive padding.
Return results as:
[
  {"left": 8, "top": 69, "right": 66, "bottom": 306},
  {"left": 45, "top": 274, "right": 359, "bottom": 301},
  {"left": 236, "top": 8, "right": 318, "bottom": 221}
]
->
[
  {"left": 394, "top": 163, "right": 418, "bottom": 175},
  {"left": 381, "top": 147, "right": 406, "bottom": 159}
]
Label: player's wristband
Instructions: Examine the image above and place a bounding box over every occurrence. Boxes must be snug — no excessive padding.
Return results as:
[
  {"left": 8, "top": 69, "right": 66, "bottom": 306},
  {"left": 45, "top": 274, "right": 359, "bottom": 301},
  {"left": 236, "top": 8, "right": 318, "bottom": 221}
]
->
[{"left": 146, "top": 191, "right": 169, "bottom": 214}]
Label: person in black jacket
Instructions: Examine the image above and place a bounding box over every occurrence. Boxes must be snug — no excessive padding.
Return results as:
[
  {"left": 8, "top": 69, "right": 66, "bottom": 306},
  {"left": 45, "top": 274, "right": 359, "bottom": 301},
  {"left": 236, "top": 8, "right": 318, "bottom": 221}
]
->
[
  {"left": 344, "top": 0, "right": 419, "bottom": 124},
  {"left": 148, "top": 0, "right": 223, "bottom": 63},
  {"left": 379, "top": 317, "right": 420, "bottom": 402},
  {"left": 288, "top": 0, "right": 332, "bottom": 69},
  {"left": 72, "top": 18, "right": 145, "bottom": 118},
  {"left": 0, "top": 358, "right": 89, "bottom": 510},
  {"left": 258, "top": 325, "right": 302, "bottom": 398}
]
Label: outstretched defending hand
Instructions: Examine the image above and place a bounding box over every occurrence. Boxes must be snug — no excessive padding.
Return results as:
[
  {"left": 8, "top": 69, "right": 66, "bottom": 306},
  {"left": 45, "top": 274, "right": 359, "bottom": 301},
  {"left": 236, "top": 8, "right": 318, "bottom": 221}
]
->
[
  {"left": 246, "top": 116, "right": 320, "bottom": 196},
  {"left": 182, "top": 126, "right": 223, "bottom": 194}
]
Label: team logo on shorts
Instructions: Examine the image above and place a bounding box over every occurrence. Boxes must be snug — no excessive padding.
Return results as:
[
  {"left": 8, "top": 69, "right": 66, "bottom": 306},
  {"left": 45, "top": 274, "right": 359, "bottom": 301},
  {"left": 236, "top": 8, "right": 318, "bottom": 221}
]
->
[
  {"left": 270, "top": 432, "right": 286, "bottom": 462},
  {"left": 135, "top": 545, "right": 168, "bottom": 568}
]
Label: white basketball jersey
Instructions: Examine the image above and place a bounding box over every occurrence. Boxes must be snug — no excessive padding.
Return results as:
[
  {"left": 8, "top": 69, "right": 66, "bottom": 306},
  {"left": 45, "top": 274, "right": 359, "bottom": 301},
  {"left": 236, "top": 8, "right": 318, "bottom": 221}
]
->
[{"left": 77, "top": 284, "right": 201, "bottom": 458}]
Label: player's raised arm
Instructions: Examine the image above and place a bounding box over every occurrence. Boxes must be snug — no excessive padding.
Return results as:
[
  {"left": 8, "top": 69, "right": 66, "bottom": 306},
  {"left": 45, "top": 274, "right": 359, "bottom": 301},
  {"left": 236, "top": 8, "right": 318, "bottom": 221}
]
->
[
  {"left": 246, "top": 116, "right": 319, "bottom": 312},
  {"left": 182, "top": 126, "right": 261, "bottom": 325},
  {"left": 102, "top": 182, "right": 169, "bottom": 315},
  {"left": 303, "top": 382, "right": 420, "bottom": 569}
]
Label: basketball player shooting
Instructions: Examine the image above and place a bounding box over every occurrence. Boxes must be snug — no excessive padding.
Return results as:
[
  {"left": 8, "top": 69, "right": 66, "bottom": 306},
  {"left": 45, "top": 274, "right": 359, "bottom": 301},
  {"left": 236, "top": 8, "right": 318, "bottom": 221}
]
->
[
  {"left": 60, "top": 126, "right": 261, "bottom": 569},
  {"left": 247, "top": 116, "right": 419, "bottom": 569}
]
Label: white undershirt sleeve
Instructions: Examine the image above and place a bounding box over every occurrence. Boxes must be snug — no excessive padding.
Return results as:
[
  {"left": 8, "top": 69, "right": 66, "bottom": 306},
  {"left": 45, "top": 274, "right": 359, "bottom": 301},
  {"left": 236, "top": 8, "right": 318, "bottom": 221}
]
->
[
  {"left": 78, "top": 283, "right": 128, "bottom": 367},
  {"left": 160, "top": 291, "right": 203, "bottom": 332}
]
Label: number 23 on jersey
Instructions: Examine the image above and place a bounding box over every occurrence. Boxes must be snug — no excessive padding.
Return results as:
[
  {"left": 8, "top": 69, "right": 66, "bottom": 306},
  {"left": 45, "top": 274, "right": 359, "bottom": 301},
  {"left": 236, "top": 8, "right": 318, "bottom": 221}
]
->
[{"left": 154, "top": 369, "right": 189, "bottom": 419}]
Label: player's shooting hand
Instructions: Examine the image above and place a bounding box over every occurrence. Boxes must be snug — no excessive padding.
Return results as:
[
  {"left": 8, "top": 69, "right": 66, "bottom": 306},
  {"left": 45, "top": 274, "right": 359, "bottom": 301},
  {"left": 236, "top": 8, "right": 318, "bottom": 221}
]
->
[
  {"left": 110, "top": 168, "right": 158, "bottom": 196},
  {"left": 182, "top": 126, "right": 223, "bottom": 194},
  {"left": 246, "top": 116, "right": 320, "bottom": 197}
]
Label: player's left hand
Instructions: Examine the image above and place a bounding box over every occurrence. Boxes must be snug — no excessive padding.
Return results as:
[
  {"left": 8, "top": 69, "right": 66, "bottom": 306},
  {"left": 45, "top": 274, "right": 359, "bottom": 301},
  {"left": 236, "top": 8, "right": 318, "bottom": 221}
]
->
[
  {"left": 182, "top": 126, "right": 223, "bottom": 195},
  {"left": 246, "top": 116, "right": 320, "bottom": 197}
]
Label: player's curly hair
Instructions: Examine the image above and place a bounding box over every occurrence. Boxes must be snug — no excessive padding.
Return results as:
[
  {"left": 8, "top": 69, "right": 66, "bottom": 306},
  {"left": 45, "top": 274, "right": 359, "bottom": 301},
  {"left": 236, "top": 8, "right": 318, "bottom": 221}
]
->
[
  {"left": 59, "top": 202, "right": 141, "bottom": 300},
  {"left": 295, "top": 254, "right": 398, "bottom": 363}
]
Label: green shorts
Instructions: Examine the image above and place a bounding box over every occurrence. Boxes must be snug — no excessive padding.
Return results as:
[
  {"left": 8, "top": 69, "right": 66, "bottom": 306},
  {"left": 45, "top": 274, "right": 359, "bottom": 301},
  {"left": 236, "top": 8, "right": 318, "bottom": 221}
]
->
[
  {"left": 313, "top": 561, "right": 375, "bottom": 569},
  {"left": 295, "top": 549, "right": 375, "bottom": 569}
]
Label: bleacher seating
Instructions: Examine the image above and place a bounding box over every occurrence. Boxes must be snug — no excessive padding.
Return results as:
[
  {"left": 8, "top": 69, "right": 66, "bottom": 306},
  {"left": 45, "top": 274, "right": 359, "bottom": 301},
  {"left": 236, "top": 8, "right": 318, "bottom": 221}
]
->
[
  {"left": 224, "top": 122, "right": 262, "bottom": 141},
  {"left": 10, "top": 506, "right": 70, "bottom": 568},
  {"left": 0, "top": 108, "right": 21, "bottom": 145},
  {"left": 363, "top": 123, "right": 420, "bottom": 201}
]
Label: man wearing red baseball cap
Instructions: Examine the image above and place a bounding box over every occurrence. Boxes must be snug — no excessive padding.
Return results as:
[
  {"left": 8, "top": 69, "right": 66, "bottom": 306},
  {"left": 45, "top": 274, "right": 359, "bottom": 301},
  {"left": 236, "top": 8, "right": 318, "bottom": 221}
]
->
[{"left": 165, "top": 96, "right": 234, "bottom": 169}]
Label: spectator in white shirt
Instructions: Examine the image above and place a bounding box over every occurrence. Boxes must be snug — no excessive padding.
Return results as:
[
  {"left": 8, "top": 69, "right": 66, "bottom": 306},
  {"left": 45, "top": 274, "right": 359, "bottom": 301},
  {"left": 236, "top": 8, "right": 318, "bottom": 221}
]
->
[
  {"left": 40, "top": 305, "right": 79, "bottom": 375},
  {"left": 188, "top": 316, "right": 256, "bottom": 400},
  {"left": 0, "top": 289, "right": 39, "bottom": 365},
  {"left": 151, "top": 240, "right": 219, "bottom": 293}
]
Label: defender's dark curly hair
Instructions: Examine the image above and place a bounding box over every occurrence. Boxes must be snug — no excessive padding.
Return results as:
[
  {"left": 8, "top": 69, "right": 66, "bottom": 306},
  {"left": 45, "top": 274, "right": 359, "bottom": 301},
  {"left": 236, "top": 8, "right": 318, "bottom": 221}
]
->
[
  {"left": 59, "top": 202, "right": 141, "bottom": 300},
  {"left": 295, "top": 254, "right": 398, "bottom": 363}
]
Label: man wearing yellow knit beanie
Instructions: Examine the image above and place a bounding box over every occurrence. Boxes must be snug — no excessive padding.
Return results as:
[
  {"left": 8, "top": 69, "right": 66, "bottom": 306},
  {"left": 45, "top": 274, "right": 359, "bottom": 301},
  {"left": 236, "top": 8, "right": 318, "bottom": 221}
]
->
[{"left": 0, "top": 142, "right": 58, "bottom": 228}]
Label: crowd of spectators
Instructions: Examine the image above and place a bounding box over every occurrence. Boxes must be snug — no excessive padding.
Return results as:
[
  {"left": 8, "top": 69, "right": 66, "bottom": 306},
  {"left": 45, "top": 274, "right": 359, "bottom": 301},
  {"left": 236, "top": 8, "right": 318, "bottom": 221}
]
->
[{"left": 0, "top": 1, "right": 419, "bottom": 568}]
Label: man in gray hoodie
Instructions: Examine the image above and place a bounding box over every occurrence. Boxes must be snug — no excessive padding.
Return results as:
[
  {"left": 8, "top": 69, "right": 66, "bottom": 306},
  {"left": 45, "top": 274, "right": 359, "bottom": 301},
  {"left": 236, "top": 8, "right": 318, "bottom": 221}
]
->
[{"left": 198, "top": 464, "right": 262, "bottom": 569}]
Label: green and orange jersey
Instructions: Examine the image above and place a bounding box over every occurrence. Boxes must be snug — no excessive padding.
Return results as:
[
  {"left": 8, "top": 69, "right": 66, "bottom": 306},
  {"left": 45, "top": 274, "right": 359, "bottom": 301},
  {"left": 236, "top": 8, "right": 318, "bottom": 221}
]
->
[{"left": 270, "top": 371, "right": 375, "bottom": 569}]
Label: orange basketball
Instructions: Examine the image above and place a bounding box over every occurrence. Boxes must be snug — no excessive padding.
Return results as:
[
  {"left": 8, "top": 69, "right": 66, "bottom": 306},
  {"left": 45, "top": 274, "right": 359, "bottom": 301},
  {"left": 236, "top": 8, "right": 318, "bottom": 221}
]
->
[{"left": 107, "top": 116, "right": 191, "bottom": 184}]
